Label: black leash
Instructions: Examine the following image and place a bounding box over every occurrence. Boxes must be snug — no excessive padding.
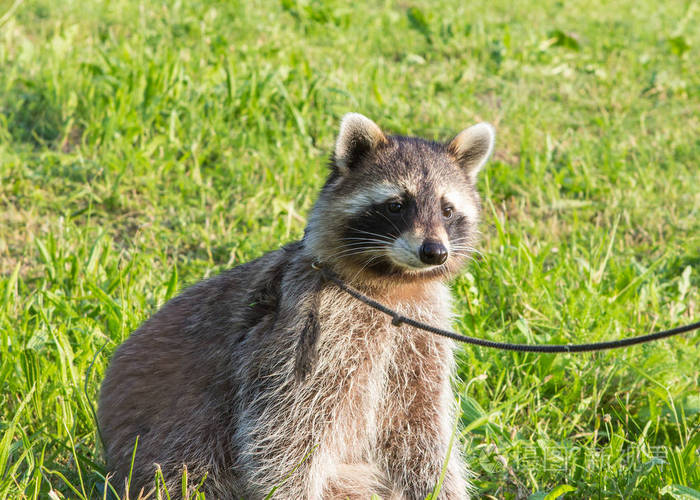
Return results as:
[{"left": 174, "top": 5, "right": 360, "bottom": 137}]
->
[{"left": 312, "top": 262, "right": 700, "bottom": 353}]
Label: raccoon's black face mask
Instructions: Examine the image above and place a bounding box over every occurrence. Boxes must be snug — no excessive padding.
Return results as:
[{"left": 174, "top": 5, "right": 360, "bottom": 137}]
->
[{"left": 305, "top": 113, "right": 495, "bottom": 284}]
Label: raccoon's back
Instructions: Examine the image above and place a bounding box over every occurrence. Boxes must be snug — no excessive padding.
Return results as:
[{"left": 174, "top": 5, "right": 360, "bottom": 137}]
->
[{"left": 97, "top": 245, "right": 293, "bottom": 493}]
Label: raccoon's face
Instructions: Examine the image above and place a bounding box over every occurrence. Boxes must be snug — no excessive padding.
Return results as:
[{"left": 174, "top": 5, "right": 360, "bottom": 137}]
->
[{"left": 305, "top": 113, "right": 495, "bottom": 286}]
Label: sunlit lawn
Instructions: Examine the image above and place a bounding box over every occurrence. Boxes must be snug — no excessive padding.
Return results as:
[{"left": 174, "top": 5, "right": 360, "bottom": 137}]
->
[{"left": 1, "top": 0, "right": 698, "bottom": 498}]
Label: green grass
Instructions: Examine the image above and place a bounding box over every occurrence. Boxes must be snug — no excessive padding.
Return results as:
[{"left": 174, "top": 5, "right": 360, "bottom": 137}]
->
[{"left": 1, "top": 0, "right": 699, "bottom": 498}]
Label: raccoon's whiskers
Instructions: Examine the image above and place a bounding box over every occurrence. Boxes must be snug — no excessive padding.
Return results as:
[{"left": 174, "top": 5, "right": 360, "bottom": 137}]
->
[
  {"left": 328, "top": 243, "right": 387, "bottom": 261},
  {"left": 343, "top": 236, "right": 394, "bottom": 244},
  {"left": 451, "top": 249, "right": 476, "bottom": 255},
  {"left": 450, "top": 247, "right": 479, "bottom": 254},
  {"left": 451, "top": 252, "right": 477, "bottom": 263},
  {"left": 346, "top": 228, "right": 397, "bottom": 242},
  {"left": 450, "top": 244, "right": 482, "bottom": 256},
  {"left": 338, "top": 239, "right": 391, "bottom": 248},
  {"left": 329, "top": 234, "right": 394, "bottom": 260},
  {"left": 437, "top": 265, "right": 451, "bottom": 281},
  {"left": 449, "top": 241, "right": 474, "bottom": 246},
  {"left": 330, "top": 248, "right": 384, "bottom": 261},
  {"left": 350, "top": 253, "right": 386, "bottom": 282},
  {"left": 333, "top": 240, "right": 390, "bottom": 253}
]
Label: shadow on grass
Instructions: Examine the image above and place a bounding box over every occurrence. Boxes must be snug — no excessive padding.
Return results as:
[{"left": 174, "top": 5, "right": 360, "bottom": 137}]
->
[{"left": 4, "top": 79, "right": 63, "bottom": 147}]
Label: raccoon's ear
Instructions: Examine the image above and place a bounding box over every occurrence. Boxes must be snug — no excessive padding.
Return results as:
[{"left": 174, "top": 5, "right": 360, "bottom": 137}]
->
[
  {"left": 447, "top": 123, "right": 495, "bottom": 181},
  {"left": 333, "top": 113, "right": 387, "bottom": 175}
]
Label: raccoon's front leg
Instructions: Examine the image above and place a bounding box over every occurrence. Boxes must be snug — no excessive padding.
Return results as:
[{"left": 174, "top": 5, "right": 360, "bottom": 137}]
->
[
  {"left": 380, "top": 336, "right": 470, "bottom": 500},
  {"left": 381, "top": 415, "right": 469, "bottom": 500}
]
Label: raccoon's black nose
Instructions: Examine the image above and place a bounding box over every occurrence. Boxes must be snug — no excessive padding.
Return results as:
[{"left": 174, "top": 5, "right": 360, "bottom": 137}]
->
[{"left": 419, "top": 240, "right": 448, "bottom": 265}]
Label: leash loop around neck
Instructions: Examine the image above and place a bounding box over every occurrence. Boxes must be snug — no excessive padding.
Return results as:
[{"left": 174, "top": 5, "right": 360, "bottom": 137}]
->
[{"left": 311, "top": 261, "right": 700, "bottom": 353}]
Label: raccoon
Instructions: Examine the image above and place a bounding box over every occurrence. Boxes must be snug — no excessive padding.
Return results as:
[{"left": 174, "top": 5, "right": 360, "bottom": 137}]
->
[{"left": 97, "top": 113, "right": 495, "bottom": 499}]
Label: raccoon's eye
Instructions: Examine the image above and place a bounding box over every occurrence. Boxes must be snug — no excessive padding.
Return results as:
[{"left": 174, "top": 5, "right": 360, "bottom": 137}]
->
[
  {"left": 442, "top": 205, "right": 454, "bottom": 219},
  {"left": 386, "top": 201, "right": 403, "bottom": 214}
]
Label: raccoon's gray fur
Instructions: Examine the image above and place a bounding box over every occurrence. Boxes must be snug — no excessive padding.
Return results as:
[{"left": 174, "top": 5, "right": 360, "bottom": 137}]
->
[{"left": 98, "top": 113, "right": 495, "bottom": 499}]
